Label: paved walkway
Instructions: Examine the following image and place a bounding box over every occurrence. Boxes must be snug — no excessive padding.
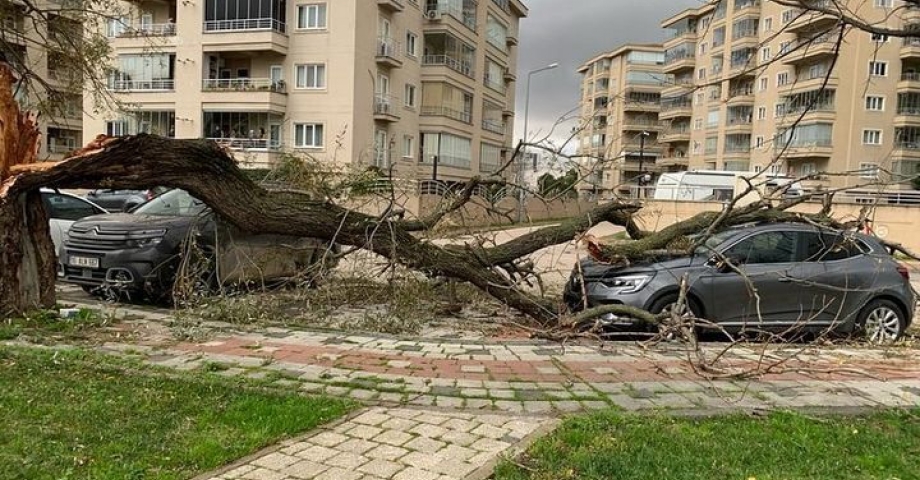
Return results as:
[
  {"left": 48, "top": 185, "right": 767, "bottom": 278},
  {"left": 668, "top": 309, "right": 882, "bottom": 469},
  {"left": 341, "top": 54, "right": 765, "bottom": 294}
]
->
[{"left": 200, "top": 407, "right": 553, "bottom": 480}]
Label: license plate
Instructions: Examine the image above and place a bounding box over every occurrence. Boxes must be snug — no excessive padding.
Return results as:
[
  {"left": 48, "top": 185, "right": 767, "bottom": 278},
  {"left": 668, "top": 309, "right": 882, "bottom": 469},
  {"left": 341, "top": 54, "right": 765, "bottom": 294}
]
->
[{"left": 68, "top": 256, "right": 99, "bottom": 269}]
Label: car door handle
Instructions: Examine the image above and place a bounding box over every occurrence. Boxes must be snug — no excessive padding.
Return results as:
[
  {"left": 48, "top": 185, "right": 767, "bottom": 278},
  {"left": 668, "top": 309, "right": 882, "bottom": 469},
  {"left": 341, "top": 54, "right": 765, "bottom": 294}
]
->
[{"left": 777, "top": 277, "right": 793, "bottom": 283}]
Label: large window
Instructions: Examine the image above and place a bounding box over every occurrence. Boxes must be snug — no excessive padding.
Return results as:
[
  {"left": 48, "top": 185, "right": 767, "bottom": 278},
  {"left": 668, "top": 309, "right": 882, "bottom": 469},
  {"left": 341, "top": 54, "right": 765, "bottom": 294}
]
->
[
  {"left": 485, "top": 15, "right": 507, "bottom": 51},
  {"left": 480, "top": 143, "right": 502, "bottom": 173},
  {"left": 295, "top": 63, "right": 326, "bottom": 89},
  {"left": 294, "top": 123, "right": 324, "bottom": 148},
  {"left": 203, "top": 0, "right": 287, "bottom": 32},
  {"left": 109, "top": 54, "right": 176, "bottom": 91},
  {"left": 422, "top": 132, "right": 472, "bottom": 169},
  {"left": 296, "top": 3, "right": 326, "bottom": 29}
]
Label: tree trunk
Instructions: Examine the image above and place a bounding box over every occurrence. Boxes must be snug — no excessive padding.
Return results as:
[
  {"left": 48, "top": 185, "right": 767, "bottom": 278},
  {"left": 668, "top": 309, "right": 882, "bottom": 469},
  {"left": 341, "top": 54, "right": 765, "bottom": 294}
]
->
[{"left": 0, "top": 191, "right": 56, "bottom": 317}]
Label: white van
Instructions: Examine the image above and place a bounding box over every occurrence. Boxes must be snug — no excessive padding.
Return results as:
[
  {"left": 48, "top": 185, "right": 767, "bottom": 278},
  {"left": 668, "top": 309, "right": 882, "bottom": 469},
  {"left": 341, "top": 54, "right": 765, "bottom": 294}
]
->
[{"left": 653, "top": 171, "right": 802, "bottom": 202}]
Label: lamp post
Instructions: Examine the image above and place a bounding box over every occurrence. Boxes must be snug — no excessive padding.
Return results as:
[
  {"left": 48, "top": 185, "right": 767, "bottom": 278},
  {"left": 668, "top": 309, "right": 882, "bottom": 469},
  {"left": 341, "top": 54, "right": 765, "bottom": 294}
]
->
[{"left": 517, "top": 62, "right": 559, "bottom": 222}]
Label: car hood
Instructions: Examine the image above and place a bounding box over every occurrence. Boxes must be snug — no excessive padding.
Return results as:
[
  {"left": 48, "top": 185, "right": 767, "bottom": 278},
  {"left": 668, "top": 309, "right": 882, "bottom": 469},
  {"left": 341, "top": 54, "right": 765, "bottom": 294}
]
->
[
  {"left": 577, "top": 253, "right": 705, "bottom": 279},
  {"left": 72, "top": 213, "right": 197, "bottom": 232}
]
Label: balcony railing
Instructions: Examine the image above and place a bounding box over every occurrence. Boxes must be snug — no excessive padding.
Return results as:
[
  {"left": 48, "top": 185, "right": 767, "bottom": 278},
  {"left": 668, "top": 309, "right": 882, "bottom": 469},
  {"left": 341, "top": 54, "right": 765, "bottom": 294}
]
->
[
  {"left": 115, "top": 23, "right": 176, "bottom": 37},
  {"left": 725, "top": 144, "right": 751, "bottom": 153},
  {"left": 420, "top": 105, "right": 472, "bottom": 123},
  {"left": 377, "top": 37, "right": 401, "bottom": 60},
  {"left": 668, "top": 27, "right": 697, "bottom": 39},
  {"left": 422, "top": 55, "right": 474, "bottom": 78},
  {"left": 775, "top": 139, "right": 833, "bottom": 150},
  {"left": 664, "top": 51, "right": 695, "bottom": 65},
  {"left": 897, "top": 106, "right": 920, "bottom": 115},
  {"left": 783, "top": 103, "right": 835, "bottom": 115},
  {"left": 731, "top": 28, "right": 758, "bottom": 40},
  {"left": 374, "top": 94, "right": 399, "bottom": 116},
  {"left": 482, "top": 119, "right": 505, "bottom": 134},
  {"left": 47, "top": 144, "right": 75, "bottom": 154},
  {"left": 203, "top": 18, "right": 286, "bottom": 33},
  {"left": 202, "top": 78, "right": 286, "bottom": 92},
  {"left": 206, "top": 137, "right": 280, "bottom": 150},
  {"left": 904, "top": 37, "right": 920, "bottom": 47},
  {"left": 110, "top": 79, "right": 175, "bottom": 91},
  {"left": 902, "top": 72, "right": 920, "bottom": 81}
]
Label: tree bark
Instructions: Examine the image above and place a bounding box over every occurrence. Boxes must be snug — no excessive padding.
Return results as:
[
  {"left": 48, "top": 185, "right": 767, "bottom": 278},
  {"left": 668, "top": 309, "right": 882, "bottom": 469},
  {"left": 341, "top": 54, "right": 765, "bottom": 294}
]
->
[{"left": 0, "top": 191, "right": 57, "bottom": 317}]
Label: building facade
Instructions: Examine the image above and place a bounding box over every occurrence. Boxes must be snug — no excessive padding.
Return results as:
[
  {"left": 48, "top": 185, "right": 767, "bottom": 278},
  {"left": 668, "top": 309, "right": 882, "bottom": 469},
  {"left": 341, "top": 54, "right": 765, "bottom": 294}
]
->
[
  {"left": 661, "top": 0, "right": 920, "bottom": 190},
  {"left": 84, "top": 0, "right": 526, "bottom": 185},
  {"left": 2, "top": 0, "right": 83, "bottom": 161},
  {"left": 575, "top": 44, "right": 666, "bottom": 198}
]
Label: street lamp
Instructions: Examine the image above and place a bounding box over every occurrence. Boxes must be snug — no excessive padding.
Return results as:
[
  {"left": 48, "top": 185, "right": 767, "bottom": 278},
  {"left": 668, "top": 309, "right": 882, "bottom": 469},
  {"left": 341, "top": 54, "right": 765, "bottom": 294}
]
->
[{"left": 517, "top": 62, "right": 559, "bottom": 222}]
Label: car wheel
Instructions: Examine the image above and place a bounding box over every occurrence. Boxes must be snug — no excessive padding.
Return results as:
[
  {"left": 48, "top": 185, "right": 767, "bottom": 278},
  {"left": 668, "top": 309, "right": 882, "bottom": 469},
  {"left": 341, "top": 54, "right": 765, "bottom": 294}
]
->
[
  {"left": 857, "top": 299, "right": 906, "bottom": 344},
  {"left": 649, "top": 294, "right": 700, "bottom": 319}
]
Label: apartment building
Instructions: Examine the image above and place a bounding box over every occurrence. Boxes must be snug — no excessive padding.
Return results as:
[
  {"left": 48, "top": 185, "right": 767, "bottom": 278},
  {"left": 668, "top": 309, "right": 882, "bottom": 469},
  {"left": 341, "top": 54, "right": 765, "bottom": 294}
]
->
[
  {"left": 84, "top": 0, "right": 526, "bottom": 185},
  {"left": 1, "top": 0, "right": 83, "bottom": 160},
  {"left": 661, "top": 0, "right": 920, "bottom": 190},
  {"left": 575, "top": 44, "right": 667, "bottom": 198}
]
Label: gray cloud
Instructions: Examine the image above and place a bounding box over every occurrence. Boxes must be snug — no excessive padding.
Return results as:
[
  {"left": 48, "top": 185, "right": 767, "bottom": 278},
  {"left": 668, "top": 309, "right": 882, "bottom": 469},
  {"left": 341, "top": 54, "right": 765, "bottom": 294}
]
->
[{"left": 513, "top": 0, "right": 701, "bottom": 147}]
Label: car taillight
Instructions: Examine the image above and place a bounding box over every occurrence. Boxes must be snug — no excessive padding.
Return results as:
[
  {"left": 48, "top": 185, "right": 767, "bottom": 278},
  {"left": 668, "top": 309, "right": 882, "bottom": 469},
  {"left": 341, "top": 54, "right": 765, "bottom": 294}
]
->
[{"left": 897, "top": 263, "right": 910, "bottom": 281}]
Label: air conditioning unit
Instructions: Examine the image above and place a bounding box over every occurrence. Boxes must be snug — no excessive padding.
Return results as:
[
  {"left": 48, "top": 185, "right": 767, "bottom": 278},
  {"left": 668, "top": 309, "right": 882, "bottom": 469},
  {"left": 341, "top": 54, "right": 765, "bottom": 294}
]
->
[{"left": 426, "top": 10, "right": 442, "bottom": 20}]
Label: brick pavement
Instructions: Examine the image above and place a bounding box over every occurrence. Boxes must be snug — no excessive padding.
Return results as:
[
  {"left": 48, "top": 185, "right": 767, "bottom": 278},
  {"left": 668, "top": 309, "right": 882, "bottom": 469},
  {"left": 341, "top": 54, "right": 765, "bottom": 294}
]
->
[{"left": 199, "top": 407, "right": 554, "bottom": 480}]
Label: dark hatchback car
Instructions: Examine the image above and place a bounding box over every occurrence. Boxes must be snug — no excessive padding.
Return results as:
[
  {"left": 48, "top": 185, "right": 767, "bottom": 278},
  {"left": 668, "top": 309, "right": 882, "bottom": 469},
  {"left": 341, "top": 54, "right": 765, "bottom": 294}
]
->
[
  {"left": 565, "top": 224, "right": 916, "bottom": 343},
  {"left": 59, "top": 189, "right": 332, "bottom": 301}
]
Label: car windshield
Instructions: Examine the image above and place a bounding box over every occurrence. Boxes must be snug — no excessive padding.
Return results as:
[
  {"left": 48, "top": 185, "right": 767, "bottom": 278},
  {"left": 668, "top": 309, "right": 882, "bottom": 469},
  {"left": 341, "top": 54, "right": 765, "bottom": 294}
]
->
[
  {"left": 692, "top": 229, "right": 740, "bottom": 254},
  {"left": 132, "top": 189, "right": 208, "bottom": 217}
]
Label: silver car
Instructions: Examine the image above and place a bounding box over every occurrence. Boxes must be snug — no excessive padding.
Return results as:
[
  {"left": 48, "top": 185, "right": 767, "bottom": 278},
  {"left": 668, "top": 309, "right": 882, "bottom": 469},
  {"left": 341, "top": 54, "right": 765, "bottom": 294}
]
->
[{"left": 565, "top": 224, "right": 917, "bottom": 343}]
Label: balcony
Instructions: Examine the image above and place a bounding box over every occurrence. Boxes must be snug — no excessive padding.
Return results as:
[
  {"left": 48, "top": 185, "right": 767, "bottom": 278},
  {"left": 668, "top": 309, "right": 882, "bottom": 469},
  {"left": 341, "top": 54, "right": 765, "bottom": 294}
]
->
[
  {"left": 483, "top": 73, "right": 506, "bottom": 94},
  {"left": 482, "top": 118, "right": 505, "bottom": 135},
  {"left": 776, "top": 140, "right": 833, "bottom": 159},
  {"left": 730, "top": 28, "right": 759, "bottom": 49},
  {"left": 782, "top": 74, "right": 838, "bottom": 93},
  {"left": 725, "top": 117, "right": 753, "bottom": 134},
  {"left": 894, "top": 106, "right": 920, "bottom": 126},
  {"left": 377, "top": 0, "right": 404, "bottom": 12},
  {"left": 727, "top": 86, "right": 755, "bottom": 105},
  {"left": 902, "top": 37, "right": 920, "bottom": 59},
  {"left": 424, "top": 4, "right": 477, "bottom": 34},
  {"left": 782, "top": 36, "right": 837, "bottom": 65},
  {"left": 420, "top": 105, "right": 472, "bottom": 124},
  {"left": 733, "top": 0, "right": 761, "bottom": 15},
  {"left": 899, "top": 72, "right": 920, "bottom": 91},
  {"left": 776, "top": 105, "right": 836, "bottom": 125},
  {"left": 422, "top": 55, "right": 475, "bottom": 79},
  {"left": 787, "top": 1, "right": 838, "bottom": 33},
  {"left": 665, "top": 27, "right": 698, "bottom": 49},
  {"left": 110, "top": 79, "right": 175, "bottom": 91},
  {"left": 373, "top": 94, "right": 400, "bottom": 122},
  {"left": 376, "top": 37, "right": 403, "bottom": 68},
  {"left": 660, "top": 127, "right": 690, "bottom": 143},
  {"left": 892, "top": 142, "right": 920, "bottom": 160},
  {"left": 201, "top": 79, "right": 287, "bottom": 113},
  {"left": 202, "top": 19, "right": 288, "bottom": 54},
  {"left": 658, "top": 100, "right": 692, "bottom": 119},
  {"left": 663, "top": 52, "right": 695, "bottom": 74}
]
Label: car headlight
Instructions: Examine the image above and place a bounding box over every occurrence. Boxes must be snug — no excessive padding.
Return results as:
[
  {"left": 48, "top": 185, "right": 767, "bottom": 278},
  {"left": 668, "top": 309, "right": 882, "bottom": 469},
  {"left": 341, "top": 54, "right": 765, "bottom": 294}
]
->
[
  {"left": 126, "top": 229, "right": 167, "bottom": 248},
  {"left": 599, "top": 275, "right": 652, "bottom": 294}
]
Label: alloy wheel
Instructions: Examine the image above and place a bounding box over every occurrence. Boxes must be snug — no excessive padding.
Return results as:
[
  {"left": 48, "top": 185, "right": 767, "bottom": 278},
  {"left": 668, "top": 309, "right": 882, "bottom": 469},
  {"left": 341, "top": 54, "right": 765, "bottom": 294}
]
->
[{"left": 864, "top": 306, "right": 902, "bottom": 344}]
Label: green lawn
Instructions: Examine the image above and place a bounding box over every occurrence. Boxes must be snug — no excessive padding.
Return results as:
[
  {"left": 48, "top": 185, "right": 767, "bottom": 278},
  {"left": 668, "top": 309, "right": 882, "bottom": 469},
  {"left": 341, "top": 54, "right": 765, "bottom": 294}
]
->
[
  {"left": 495, "top": 409, "right": 920, "bottom": 480},
  {"left": 0, "top": 346, "right": 352, "bottom": 480}
]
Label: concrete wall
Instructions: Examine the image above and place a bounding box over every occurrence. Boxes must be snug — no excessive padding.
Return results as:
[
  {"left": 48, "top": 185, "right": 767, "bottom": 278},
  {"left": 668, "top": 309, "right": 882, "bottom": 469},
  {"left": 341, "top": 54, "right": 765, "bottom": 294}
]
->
[{"left": 635, "top": 200, "right": 920, "bottom": 252}]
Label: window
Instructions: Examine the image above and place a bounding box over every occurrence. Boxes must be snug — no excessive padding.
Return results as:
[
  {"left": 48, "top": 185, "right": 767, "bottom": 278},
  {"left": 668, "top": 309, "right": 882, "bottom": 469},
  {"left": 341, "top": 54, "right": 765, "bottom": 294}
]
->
[
  {"left": 485, "top": 15, "right": 508, "bottom": 51},
  {"left": 779, "top": 41, "right": 791, "bottom": 55},
  {"left": 106, "top": 120, "right": 128, "bottom": 136},
  {"left": 757, "top": 106, "right": 766, "bottom": 120},
  {"left": 692, "top": 140, "right": 701, "bottom": 154},
  {"left": 859, "top": 162, "right": 879, "bottom": 178},
  {"left": 403, "top": 135, "right": 414, "bottom": 158},
  {"left": 755, "top": 136, "right": 764, "bottom": 148},
  {"left": 869, "top": 61, "right": 888, "bottom": 76},
  {"left": 694, "top": 118, "right": 703, "bottom": 130},
  {"left": 862, "top": 129, "right": 882, "bottom": 145},
  {"left": 774, "top": 103, "right": 785, "bottom": 117},
  {"left": 295, "top": 64, "right": 326, "bottom": 89},
  {"left": 296, "top": 3, "right": 327, "bottom": 29},
  {"left": 406, "top": 32, "right": 418, "bottom": 57},
  {"left": 698, "top": 68, "right": 706, "bottom": 80},
  {"left": 874, "top": 0, "right": 892, "bottom": 7},
  {"left": 699, "top": 42, "right": 707, "bottom": 54},
  {"left": 871, "top": 32, "right": 889, "bottom": 42},
  {"left": 802, "top": 232, "right": 867, "bottom": 262},
  {"left": 800, "top": 162, "right": 816, "bottom": 175},
  {"left": 761, "top": 47, "right": 771, "bottom": 62},
  {"left": 763, "top": 17, "right": 773, "bottom": 32},
  {"left": 723, "top": 231, "right": 798, "bottom": 265},
  {"left": 42, "top": 193, "right": 100, "bottom": 221},
  {"left": 696, "top": 92, "right": 705, "bottom": 104},
  {"left": 781, "top": 9, "right": 795, "bottom": 24},
  {"left": 706, "top": 109, "right": 720, "bottom": 127},
  {"left": 777, "top": 71, "right": 789, "bottom": 86},
  {"left": 106, "top": 17, "right": 128, "bottom": 37},
  {"left": 865, "top": 95, "right": 885, "bottom": 111},
  {"left": 759, "top": 77, "right": 768, "bottom": 91},
  {"left": 294, "top": 123, "right": 324, "bottom": 148},
  {"left": 404, "top": 83, "right": 416, "bottom": 108}
]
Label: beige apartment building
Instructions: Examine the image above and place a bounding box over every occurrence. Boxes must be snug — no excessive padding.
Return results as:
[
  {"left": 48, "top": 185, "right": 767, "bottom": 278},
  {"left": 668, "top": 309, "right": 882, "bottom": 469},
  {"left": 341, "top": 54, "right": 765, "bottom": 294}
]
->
[
  {"left": 660, "top": 0, "right": 920, "bottom": 191},
  {"left": 83, "top": 0, "right": 526, "bottom": 186},
  {"left": 575, "top": 44, "right": 668, "bottom": 198},
  {"left": 1, "top": 0, "right": 83, "bottom": 160}
]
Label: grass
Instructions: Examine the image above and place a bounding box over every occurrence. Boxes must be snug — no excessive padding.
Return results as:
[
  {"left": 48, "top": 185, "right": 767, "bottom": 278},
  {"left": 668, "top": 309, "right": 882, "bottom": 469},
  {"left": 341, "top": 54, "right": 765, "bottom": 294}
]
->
[
  {"left": 0, "top": 346, "right": 353, "bottom": 480},
  {"left": 494, "top": 409, "right": 920, "bottom": 480},
  {"left": 0, "top": 308, "right": 111, "bottom": 341}
]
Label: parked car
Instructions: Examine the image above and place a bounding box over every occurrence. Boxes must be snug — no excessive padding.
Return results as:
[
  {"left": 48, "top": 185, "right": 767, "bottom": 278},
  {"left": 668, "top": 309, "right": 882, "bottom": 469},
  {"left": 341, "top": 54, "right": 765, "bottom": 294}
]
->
[
  {"left": 85, "top": 187, "right": 169, "bottom": 212},
  {"left": 58, "top": 189, "right": 334, "bottom": 301},
  {"left": 40, "top": 188, "right": 108, "bottom": 252},
  {"left": 565, "top": 224, "right": 916, "bottom": 343}
]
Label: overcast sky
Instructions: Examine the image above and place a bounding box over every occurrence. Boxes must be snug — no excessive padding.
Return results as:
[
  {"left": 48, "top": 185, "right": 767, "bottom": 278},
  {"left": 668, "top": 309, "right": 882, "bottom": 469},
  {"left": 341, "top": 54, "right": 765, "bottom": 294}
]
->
[{"left": 512, "top": 0, "right": 701, "bottom": 147}]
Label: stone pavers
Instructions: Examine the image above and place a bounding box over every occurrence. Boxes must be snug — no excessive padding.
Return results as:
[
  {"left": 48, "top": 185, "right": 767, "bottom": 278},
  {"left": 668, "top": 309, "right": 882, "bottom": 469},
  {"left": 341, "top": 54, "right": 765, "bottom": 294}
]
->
[{"left": 201, "top": 407, "right": 554, "bottom": 480}]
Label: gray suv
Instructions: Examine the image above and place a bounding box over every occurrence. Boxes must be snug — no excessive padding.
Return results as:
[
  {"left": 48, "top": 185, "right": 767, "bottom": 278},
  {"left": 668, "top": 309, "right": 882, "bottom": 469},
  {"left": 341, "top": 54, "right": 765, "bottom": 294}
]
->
[{"left": 565, "top": 224, "right": 916, "bottom": 343}]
